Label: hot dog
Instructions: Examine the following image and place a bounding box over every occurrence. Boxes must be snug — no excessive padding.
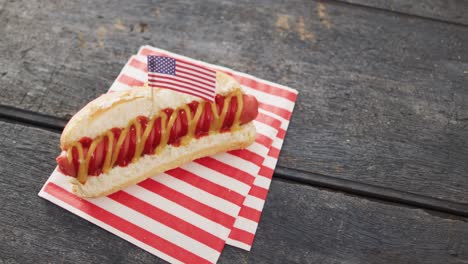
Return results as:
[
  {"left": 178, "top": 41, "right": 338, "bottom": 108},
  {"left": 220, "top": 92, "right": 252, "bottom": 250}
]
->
[{"left": 56, "top": 72, "right": 258, "bottom": 198}]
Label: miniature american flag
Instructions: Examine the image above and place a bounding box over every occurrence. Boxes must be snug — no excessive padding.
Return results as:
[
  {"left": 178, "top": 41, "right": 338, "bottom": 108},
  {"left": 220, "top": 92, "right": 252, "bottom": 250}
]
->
[{"left": 147, "top": 55, "right": 217, "bottom": 101}]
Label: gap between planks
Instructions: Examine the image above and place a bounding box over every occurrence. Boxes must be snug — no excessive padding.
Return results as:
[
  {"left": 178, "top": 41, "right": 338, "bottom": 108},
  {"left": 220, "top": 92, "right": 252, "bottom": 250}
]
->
[
  {"left": 330, "top": 0, "right": 468, "bottom": 28},
  {"left": 1, "top": 104, "right": 467, "bottom": 217}
]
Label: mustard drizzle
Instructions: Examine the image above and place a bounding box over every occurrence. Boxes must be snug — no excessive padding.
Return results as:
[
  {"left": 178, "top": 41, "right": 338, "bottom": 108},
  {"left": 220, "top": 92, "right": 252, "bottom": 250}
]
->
[{"left": 71, "top": 91, "right": 244, "bottom": 184}]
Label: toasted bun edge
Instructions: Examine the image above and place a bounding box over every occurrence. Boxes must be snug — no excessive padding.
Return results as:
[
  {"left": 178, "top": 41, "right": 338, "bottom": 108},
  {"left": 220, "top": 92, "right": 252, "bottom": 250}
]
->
[{"left": 70, "top": 122, "right": 256, "bottom": 198}]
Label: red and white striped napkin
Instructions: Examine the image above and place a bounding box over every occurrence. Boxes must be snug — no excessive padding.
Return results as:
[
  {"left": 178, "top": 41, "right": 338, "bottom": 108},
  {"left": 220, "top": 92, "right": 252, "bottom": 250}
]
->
[{"left": 39, "top": 45, "right": 297, "bottom": 263}]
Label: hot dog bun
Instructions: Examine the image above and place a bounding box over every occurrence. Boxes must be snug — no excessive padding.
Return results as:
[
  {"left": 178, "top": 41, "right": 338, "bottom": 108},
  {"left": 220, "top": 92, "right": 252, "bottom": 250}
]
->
[
  {"left": 61, "top": 72, "right": 241, "bottom": 149},
  {"left": 72, "top": 123, "right": 255, "bottom": 197},
  {"left": 58, "top": 72, "right": 258, "bottom": 198}
]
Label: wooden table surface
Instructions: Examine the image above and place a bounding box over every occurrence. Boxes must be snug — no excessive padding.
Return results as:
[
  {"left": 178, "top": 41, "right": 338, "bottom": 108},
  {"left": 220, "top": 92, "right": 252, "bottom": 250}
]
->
[{"left": 1, "top": 0, "right": 468, "bottom": 263}]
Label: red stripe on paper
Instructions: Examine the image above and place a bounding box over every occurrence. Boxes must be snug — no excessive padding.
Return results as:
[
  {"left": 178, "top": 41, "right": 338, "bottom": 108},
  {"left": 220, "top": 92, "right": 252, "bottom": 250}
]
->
[
  {"left": 277, "top": 128, "right": 286, "bottom": 140},
  {"left": 166, "top": 168, "right": 245, "bottom": 206},
  {"left": 44, "top": 183, "right": 212, "bottom": 264},
  {"left": 228, "top": 227, "right": 255, "bottom": 246},
  {"left": 268, "top": 147, "right": 281, "bottom": 159},
  {"left": 255, "top": 134, "right": 274, "bottom": 148},
  {"left": 237, "top": 206, "right": 262, "bottom": 222},
  {"left": 258, "top": 167, "right": 274, "bottom": 178},
  {"left": 248, "top": 185, "right": 269, "bottom": 200},
  {"left": 196, "top": 157, "right": 256, "bottom": 185},
  {"left": 228, "top": 149, "right": 264, "bottom": 166},
  {"left": 118, "top": 74, "right": 145, "bottom": 87},
  {"left": 130, "top": 58, "right": 147, "bottom": 72},
  {"left": 139, "top": 179, "right": 236, "bottom": 229},
  {"left": 256, "top": 112, "right": 282, "bottom": 130},
  {"left": 140, "top": 48, "right": 164, "bottom": 57},
  {"left": 258, "top": 102, "right": 291, "bottom": 120},
  {"left": 108, "top": 191, "right": 225, "bottom": 252},
  {"left": 234, "top": 76, "right": 297, "bottom": 102}
]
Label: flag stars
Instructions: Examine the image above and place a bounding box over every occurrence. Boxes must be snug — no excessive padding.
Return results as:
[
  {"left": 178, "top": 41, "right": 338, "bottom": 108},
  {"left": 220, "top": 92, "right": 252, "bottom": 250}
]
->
[{"left": 148, "top": 55, "right": 176, "bottom": 75}]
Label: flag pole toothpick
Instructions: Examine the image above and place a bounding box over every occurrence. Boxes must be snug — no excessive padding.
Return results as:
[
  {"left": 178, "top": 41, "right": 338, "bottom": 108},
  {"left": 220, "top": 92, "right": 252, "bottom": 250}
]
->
[{"left": 151, "top": 86, "right": 155, "bottom": 116}]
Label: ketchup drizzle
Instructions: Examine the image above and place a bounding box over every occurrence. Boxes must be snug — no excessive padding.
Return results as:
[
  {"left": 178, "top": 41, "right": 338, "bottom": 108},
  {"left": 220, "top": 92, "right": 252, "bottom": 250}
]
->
[{"left": 65, "top": 94, "right": 248, "bottom": 178}]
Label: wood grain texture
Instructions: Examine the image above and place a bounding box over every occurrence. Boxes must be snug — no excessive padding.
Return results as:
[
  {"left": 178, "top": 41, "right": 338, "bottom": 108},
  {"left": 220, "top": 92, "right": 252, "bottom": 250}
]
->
[
  {"left": 0, "top": 0, "right": 467, "bottom": 203},
  {"left": 0, "top": 122, "right": 467, "bottom": 264},
  {"left": 338, "top": 0, "right": 468, "bottom": 25}
]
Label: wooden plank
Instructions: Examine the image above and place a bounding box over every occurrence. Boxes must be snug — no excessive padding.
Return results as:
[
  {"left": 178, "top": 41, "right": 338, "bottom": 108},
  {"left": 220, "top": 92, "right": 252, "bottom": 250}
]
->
[
  {"left": 2, "top": 105, "right": 467, "bottom": 217},
  {"left": 1, "top": 109, "right": 467, "bottom": 219},
  {"left": 338, "top": 0, "right": 468, "bottom": 26},
  {"left": 0, "top": 122, "right": 467, "bottom": 264},
  {"left": 0, "top": 0, "right": 467, "bottom": 204}
]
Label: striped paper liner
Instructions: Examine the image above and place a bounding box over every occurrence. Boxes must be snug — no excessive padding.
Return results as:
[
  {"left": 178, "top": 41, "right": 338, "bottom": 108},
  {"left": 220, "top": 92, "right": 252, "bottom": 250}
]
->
[
  {"left": 39, "top": 46, "right": 297, "bottom": 264},
  {"left": 40, "top": 120, "right": 274, "bottom": 263},
  {"left": 135, "top": 47, "right": 297, "bottom": 250},
  {"left": 226, "top": 121, "right": 290, "bottom": 250}
]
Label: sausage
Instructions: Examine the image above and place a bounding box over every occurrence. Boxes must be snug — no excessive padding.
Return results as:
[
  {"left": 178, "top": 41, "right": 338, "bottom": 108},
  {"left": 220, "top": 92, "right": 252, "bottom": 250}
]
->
[
  {"left": 240, "top": 94, "right": 258, "bottom": 125},
  {"left": 57, "top": 94, "right": 258, "bottom": 178}
]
